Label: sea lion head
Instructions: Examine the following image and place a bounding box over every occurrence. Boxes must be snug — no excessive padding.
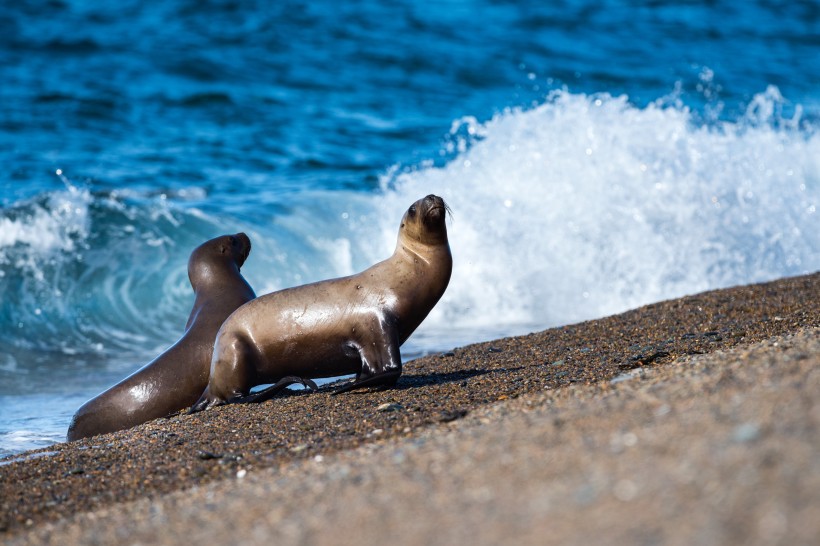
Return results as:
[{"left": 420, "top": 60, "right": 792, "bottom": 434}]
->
[
  {"left": 188, "top": 232, "right": 252, "bottom": 287},
  {"left": 399, "top": 194, "right": 450, "bottom": 246}
]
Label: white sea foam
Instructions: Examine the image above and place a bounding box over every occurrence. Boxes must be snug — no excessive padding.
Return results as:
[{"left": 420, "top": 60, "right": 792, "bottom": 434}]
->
[
  {"left": 342, "top": 89, "right": 819, "bottom": 349},
  {"left": 0, "top": 183, "right": 91, "bottom": 253}
]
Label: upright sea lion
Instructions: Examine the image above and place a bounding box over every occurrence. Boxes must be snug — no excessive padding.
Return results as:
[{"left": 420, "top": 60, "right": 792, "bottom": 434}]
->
[
  {"left": 190, "top": 194, "right": 452, "bottom": 412},
  {"left": 67, "top": 233, "right": 257, "bottom": 441}
]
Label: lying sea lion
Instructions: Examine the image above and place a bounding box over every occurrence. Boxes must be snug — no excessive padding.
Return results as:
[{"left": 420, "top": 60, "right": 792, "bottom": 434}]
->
[
  {"left": 190, "top": 194, "right": 452, "bottom": 411},
  {"left": 67, "top": 233, "right": 257, "bottom": 441}
]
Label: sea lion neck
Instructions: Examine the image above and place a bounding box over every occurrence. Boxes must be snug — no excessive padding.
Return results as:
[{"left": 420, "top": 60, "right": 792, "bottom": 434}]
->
[
  {"left": 395, "top": 228, "right": 450, "bottom": 262},
  {"left": 188, "top": 257, "right": 243, "bottom": 293},
  {"left": 394, "top": 241, "right": 441, "bottom": 266}
]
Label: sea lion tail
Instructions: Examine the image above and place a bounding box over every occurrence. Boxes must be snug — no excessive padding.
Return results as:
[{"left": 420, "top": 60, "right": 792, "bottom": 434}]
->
[{"left": 230, "top": 376, "right": 318, "bottom": 405}]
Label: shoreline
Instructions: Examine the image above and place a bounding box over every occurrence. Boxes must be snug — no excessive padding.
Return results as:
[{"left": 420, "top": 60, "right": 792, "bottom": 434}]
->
[{"left": 2, "top": 272, "right": 819, "bottom": 543}]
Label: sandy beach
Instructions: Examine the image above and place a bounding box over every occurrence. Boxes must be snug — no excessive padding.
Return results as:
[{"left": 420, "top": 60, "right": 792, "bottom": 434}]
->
[{"left": 2, "top": 272, "right": 818, "bottom": 545}]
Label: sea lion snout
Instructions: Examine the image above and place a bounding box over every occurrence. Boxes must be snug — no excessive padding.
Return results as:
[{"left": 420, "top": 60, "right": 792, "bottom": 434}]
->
[
  {"left": 423, "top": 194, "right": 443, "bottom": 206},
  {"left": 422, "top": 194, "right": 448, "bottom": 223},
  {"left": 233, "top": 232, "right": 252, "bottom": 267}
]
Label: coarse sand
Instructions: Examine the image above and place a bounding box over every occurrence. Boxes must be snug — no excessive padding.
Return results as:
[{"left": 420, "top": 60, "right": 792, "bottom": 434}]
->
[{"left": 2, "top": 272, "right": 819, "bottom": 545}]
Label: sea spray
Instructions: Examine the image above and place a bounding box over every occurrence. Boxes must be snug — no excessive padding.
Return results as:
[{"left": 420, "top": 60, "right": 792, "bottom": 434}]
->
[{"left": 368, "top": 89, "right": 818, "bottom": 348}]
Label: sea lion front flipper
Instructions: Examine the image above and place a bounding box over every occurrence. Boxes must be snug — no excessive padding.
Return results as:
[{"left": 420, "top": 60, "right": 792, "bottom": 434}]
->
[
  {"left": 334, "top": 318, "right": 402, "bottom": 395},
  {"left": 230, "top": 376, "right": 318, "bottom": 405},
  {"left": 188, "top": 389, "right": 217, "bottom": 414}
]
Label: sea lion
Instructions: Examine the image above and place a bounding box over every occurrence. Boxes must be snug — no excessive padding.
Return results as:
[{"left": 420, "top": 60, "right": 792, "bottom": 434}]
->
[
  {"left": 66, "top": 233, "right": 257, "bottom": 441},
  {"left": 190, "top": 194, "right": 452, "bottom": 412}
]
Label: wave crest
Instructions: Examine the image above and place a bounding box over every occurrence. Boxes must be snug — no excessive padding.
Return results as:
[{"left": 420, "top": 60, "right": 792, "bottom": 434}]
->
[
  {"left": 372, "top": 88, "right": 818, "bottom": 347},
  {"left": 0, "top": 184, "right": 221, "bottom": 363}
]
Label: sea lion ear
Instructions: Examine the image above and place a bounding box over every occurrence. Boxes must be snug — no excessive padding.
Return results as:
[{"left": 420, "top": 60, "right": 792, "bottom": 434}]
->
[{"left": 220, "top": 244, "right": 228, "bottom": 254}]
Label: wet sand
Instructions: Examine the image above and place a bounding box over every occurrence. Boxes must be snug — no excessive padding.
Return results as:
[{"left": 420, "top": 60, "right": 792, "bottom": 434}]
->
[{"left": 2, "top": 272, "right": 819, "bottom": 544}]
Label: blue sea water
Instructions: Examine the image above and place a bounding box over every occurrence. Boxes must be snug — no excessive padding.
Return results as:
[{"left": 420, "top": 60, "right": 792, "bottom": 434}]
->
[{"left": 1, "top": 0, "right": 818, "bottom": 457}]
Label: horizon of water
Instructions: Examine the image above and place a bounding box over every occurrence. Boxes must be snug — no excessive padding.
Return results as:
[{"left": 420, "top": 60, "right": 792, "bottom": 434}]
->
[{"left": 1, "top": 0, "right": 818, "bottom": 456}]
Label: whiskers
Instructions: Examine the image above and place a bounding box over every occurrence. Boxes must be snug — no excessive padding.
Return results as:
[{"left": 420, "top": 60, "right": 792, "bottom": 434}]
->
[{"left": 443, "top": 201, "right": 454, "bottom": 220}]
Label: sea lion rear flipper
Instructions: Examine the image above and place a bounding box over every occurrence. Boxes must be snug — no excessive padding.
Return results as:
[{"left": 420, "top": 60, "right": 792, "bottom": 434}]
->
[{"left": 230, "top": 376, "right": 318, "bottom": 405}]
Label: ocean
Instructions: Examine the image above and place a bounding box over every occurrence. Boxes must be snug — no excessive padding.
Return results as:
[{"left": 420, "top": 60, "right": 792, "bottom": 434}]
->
[{"left": 1, "top": 0, "right": 818, "bottom": 457}]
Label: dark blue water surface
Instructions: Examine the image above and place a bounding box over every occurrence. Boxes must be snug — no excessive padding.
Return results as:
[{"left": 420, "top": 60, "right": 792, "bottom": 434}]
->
[{"left": 1, "top": 0, "right": 818, "bottom": 455}]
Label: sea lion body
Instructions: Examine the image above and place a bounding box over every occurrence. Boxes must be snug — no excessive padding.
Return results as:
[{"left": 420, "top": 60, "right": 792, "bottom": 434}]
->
[
  {"left": 66, "top": 233, "right": 256, "bottom": 441},
  {"left": 192, "top": 194, "right": 451, "bottom": 410}
]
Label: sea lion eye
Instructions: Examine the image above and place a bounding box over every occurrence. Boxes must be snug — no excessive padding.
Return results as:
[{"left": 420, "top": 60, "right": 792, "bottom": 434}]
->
[{"left": 408, "top": 205, "right": 417, "bottom": 217}]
